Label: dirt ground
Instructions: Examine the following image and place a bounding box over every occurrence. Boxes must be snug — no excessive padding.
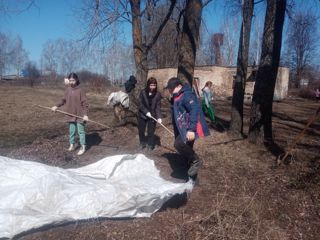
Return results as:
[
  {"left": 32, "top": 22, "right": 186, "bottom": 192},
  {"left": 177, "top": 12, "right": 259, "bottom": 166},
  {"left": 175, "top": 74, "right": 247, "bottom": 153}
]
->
[{"left": 1, "top": 85, "right": 319, "bottom": 240}]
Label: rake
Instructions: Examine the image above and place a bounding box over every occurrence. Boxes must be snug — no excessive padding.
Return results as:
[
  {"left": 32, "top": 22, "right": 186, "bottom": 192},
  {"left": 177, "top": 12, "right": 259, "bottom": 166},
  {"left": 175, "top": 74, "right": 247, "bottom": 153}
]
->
[
  {"left": 36, "top": 105, "right": 113, "bottom": 130},
  {"left": 277, "top": 106, "right": 320, "bottom": 165}
]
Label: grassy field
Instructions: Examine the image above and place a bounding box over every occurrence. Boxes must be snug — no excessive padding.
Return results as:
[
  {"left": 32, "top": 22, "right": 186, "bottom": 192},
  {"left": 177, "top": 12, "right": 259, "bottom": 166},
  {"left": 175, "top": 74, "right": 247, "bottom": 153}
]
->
[
  {"left": 1, "top": 84, "right": 320, "bottom": 240},
  {"left": 0, "top": 85, "right": 114, "bottom": 155}
]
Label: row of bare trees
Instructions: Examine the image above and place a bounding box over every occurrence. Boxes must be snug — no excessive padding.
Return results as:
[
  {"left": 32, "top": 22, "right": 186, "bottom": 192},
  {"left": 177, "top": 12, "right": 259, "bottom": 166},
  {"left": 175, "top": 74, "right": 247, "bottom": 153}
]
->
[
  {"left": 79, "top": 0, "right": 319, "bottom": 147},
  {"left": 2, "top": 0, "right": 319, "bottom": 147},
  {"left": 283, "top": 10, "right": 319, "bottom": 87},
  {"left": 0, "top": 33, "right": 28, "bottom": 76},
  {"left": 230, "top": 0, "right": 319, "bottom": 144}
]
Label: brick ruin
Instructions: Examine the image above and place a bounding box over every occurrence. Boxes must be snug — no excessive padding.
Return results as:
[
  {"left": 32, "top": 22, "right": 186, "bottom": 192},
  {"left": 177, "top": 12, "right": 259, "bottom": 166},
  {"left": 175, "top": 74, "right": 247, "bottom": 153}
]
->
[{"left": 147, "top": 65, "right": 289, "bottom": 101}]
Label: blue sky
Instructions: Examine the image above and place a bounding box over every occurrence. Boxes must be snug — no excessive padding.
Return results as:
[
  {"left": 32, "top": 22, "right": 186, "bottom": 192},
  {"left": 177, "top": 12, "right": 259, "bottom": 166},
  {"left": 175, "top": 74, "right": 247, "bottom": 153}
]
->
[
  {"left": 0, "top": 0, "right": 80, "bottom": 62},
  {"left": 0, "top": 0, "right": 225, "bottom": 64},
  {"left": 0, "top": 0, "right": 319, "bottom": 66}
]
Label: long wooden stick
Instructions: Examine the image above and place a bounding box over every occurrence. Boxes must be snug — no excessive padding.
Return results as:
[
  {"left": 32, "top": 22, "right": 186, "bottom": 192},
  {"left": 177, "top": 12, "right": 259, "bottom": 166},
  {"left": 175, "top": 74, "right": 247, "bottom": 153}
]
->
[
  {"left": 281, "top": 107, "right": 320, "bottom": 161},
  {"left": 36, "top": 105, "right": 112, "bottom": 129},
  {"left": 149, "top": 115, "right": 175, "bottom": 136}
]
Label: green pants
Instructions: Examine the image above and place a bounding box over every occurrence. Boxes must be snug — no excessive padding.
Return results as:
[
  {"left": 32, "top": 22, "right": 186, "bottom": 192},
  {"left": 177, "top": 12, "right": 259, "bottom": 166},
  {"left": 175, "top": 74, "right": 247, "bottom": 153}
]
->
[
  {"left": 202, "top": 99, "right": 215, "bottom": 123},
  {"left": 69, "top": 122, "right": 86, "bottom": 145}
]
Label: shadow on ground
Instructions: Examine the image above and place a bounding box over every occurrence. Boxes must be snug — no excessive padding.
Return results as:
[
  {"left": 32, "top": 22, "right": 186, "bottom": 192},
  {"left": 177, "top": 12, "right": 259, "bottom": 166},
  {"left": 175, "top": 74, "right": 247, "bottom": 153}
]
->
[
  {"left": 162, "top": 153, "right": 189, "bottom": 181},
  {"left": 86, "top": 132, "right": 102, "bottom": 151}
]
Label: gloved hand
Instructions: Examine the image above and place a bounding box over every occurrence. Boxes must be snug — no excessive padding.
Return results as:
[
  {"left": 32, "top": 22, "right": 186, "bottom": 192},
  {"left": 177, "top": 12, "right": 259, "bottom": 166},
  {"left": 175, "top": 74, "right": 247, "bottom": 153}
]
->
[
  {"left": 186, "top": 131, "right": 195, "bottom": 141},
  {"left": 51, "top": 106, "right": 58, "bottom": 112},
  {"left": 157, "top": 118, "right": 162, "bottom": 124},
  {"left": 146, "top": 112, "right": 152, "bottom": 118},
  {"left": 83, "top": 115, "right": 89, "bottom": 122}
]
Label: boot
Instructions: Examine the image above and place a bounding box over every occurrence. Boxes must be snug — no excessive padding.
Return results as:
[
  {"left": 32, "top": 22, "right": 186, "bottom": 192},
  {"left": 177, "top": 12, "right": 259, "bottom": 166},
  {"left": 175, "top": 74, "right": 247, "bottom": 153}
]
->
[
  {"left": 68, "top": 144, "right": 75, "bottom": 151},
  {"left": 187, "top": 158, "right": 202, "bottom": 177},
  {"left": 146, "top": 145, "right": 154, "bottom": 151},
  {"left": 138, "top": 143, "right": 146, "bottom": 150},
  {"left": 77, "top": 145, "right": 86, "bottom": 155}
]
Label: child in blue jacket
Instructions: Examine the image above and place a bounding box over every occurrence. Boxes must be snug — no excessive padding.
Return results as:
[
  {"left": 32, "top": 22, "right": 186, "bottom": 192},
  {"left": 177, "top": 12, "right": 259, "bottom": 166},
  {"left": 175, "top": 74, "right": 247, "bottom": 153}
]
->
[{"left": 165, "top": 77, "right": 210, "bottom": 178}]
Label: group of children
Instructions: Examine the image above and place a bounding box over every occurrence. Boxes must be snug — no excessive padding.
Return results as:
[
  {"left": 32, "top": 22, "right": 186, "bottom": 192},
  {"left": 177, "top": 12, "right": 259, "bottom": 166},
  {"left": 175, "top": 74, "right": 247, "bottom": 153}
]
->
[{"left": 51, "top": 73, "right": 216, "bottom": 178}]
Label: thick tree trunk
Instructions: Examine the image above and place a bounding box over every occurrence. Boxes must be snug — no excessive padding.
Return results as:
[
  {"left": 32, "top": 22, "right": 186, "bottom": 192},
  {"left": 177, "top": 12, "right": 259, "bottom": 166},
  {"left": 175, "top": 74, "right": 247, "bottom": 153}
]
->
[
  {"left": 229, "top": 0, "right": 254, "bottom": 136},
  {"left": 177, "top": 0, "right": 203, "bottom": 86},
  {"left": 129, "top": 0, "right": 176, "bottom": 109},
  {"left": 248, "top": 0, "right": 286, "bottom": 144},
  {"left": 129, "top": 0, "right": 148, "bottom": 112}
]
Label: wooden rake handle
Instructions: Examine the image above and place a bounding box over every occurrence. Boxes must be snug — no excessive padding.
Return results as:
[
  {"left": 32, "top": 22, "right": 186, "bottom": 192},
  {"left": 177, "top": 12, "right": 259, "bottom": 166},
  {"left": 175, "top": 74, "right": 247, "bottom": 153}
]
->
[
  {"left": 149, "top": 115, "right": 175, "bottom": 137},
  {"left": 36, "top": 105, "right": 113, "bottom": 129},
  {"left": 282, "top": 107, "right": 320, "bottom": 160}
]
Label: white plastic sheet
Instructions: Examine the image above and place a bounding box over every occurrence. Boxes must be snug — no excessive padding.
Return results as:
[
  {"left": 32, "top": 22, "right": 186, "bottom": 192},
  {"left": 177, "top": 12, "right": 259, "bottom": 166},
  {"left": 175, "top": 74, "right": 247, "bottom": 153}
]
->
[{"left": 0, "top": 154, "right": 193, "bottom": 238}]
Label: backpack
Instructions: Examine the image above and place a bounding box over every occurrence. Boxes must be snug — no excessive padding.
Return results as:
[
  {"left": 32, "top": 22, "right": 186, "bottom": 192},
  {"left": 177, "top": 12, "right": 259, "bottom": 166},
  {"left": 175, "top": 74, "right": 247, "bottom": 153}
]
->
[{"left": 125, "top": 75, "right": 137, "bottom": 93}]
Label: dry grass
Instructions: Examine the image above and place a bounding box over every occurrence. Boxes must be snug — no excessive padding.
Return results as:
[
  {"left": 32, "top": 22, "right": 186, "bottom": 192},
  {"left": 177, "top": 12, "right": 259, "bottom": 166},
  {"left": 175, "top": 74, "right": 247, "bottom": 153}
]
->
[{"left": 1, "top": 85, "right": 320, "bottom": 240}]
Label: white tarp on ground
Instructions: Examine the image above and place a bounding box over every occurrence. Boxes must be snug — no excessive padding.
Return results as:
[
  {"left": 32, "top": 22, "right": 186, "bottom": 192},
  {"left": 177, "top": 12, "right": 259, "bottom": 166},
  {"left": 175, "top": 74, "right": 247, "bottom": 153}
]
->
[{"left": 0, "top": 154, "right": 193, "bottom": 239}]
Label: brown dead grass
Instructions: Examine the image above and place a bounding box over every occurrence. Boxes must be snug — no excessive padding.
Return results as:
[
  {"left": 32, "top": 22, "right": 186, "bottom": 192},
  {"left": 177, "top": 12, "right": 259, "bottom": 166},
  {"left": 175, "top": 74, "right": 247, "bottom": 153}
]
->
[{"left": 1, "top": 85, "right": 320, "bottom": 240}]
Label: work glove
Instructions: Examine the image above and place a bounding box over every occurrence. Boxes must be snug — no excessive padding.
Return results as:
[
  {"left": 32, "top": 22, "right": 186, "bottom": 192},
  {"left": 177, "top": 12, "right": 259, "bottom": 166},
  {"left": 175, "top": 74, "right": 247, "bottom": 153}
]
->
[
  {"left": 83, "top": 115, "right": 89, "bottom": 122},
  {"left": 157, "top": 118, "right": 162, "bottom": 124},
  {"left": 186, "top": 131, "right": 195, "bottom": 142},
  {"left": 51, "top": 106, "right": 58, "bottom": 112},
  {"left": 146, "top": 112, "right": 152, "bottom": 118}
]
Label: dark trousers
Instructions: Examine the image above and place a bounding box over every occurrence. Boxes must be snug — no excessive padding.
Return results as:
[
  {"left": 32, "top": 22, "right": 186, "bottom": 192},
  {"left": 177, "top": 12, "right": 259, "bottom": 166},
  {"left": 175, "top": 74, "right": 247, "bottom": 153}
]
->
[
  {"left": 138, "top": 117, "right": 156, "bottom": 147},
  {"left": 174, "top": 135, "right": 198, "bottom": 163}
]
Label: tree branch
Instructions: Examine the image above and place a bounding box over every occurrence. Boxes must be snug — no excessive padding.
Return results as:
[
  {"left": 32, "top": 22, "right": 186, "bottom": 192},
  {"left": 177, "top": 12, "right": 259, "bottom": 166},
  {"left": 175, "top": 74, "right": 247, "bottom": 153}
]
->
[{"left": 145, "top": 0, "right": 177, "bottom": 52}]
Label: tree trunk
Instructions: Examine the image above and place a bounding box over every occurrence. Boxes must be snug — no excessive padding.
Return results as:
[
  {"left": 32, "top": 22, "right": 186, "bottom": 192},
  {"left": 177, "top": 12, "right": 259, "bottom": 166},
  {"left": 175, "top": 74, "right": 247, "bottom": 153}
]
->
[
  {"left": 229, "top": 0, "right": 254, "bottom": 137},
  {"left": 177, "top": 0, "right": 203, "bottom": 86},
  {"left": 129, "top": 0, "right": 148, "bottom": 110},
  {"left": 248, "top": 0, "right": 286, "bottom": 144},
  {"left": 129, "top": 0, "right": 176, "bottom": 109}
]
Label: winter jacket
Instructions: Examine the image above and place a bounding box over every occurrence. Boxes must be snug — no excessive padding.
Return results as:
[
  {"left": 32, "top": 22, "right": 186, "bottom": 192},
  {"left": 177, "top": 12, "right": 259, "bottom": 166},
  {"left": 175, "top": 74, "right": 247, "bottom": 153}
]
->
[
  {"left": 56, "top": 85, "right": 88, "bottom": 122},
  {"left": 171, "top": 84, "right": 209, "bottom": 142},
  {"left": 138, "top": 89, "right": 162, "bottom": 120},
  {"left": 202, "top": 86, "right": 213, "bottom": 107}
]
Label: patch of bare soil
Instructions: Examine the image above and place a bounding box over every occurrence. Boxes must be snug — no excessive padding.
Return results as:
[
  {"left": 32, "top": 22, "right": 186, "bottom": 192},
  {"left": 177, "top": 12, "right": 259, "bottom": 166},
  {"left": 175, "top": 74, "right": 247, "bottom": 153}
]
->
[{"left": 1, "top": 86, "right": 320, "bottom": 240}]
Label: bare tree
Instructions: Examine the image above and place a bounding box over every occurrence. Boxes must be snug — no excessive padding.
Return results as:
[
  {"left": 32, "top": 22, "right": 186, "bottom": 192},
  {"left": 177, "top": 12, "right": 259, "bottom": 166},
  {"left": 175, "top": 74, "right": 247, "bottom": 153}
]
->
[
  {"left": 80, "top": 0, "right": 176, "bottom": 85},
  {"left": 0, "top": 32, "right": 10, "bottom": 76},
  {"left": 0, "top": 0, "right": 36, "bottom": 15},
  {"left": 248, "top": 0, "right": 286, "bottom": 144},
  {"left": 286, "top": 10, "right": 318, "bottom": 87},
  {"left": 221, "top": 17, "right": 239, "bottom": 66},
  {"left": 41, "top": 40, "right": 59, "bottom": 75},
  {"left": 177, "top": 0, "right": 203, "bottom": 85},
  {"left": 41, "top": 39, "right": 83, "bottom": 76},
  {"left": 78, "top": 0, "right": 177, "bottom": 110},
  {"left": 24, "top": 61, "right": 40, "bottom": 87},
  {"left": 130, "top": 0, "right": 177, "bottom": 89},
  {"left": 104, "top": 30, "right": 135, "bottom": 86},
  {"left": 249, "top": 15, "right": 263, "bottom": 65},
  {"left": 11, "top": 37, "right": 28, "bottom": 77},
  {"left": 144, "top": 4, "right": 180, "bottom": 68},
  {"left": 229, "top": 0, "right": 254, "bottom": 136},
  {"left": 0, "top": 33, "right": 29, "bottom": 77},
  {"left": 196, "top": 25, "right": 214, "bottom": 66}
]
